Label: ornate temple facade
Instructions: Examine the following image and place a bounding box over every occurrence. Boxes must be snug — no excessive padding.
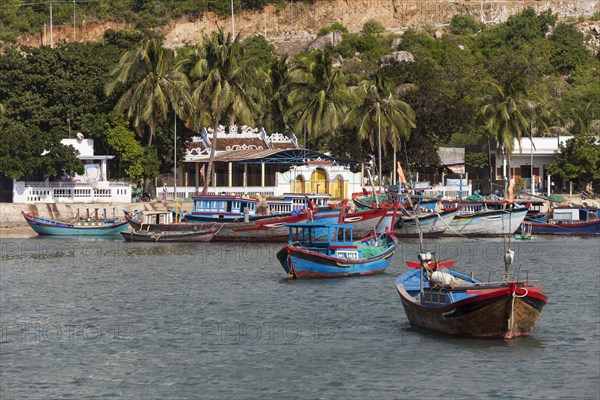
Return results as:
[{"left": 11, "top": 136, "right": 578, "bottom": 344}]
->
[{"left": 172, "top": 125, "right": 363, "bottom": 200}]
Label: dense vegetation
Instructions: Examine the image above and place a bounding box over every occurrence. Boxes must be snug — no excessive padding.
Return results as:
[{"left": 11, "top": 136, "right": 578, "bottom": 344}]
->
[
  {"left": 0, "top": 0, "right": 305, "bottom": 43},
  {"left": 1, "top": 8, "right": 599, "bottom": 192}
]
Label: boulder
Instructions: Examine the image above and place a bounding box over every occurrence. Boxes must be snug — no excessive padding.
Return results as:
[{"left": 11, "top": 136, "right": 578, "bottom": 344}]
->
[
  {"left": 380, "top": 50, "right": 415, "bottom": 66},
  {"left": 309, "top": 30, "right": 343, "bottom": 51}
]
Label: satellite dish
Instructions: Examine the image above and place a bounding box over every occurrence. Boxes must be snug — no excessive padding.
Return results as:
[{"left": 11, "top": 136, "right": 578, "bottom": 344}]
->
[{"left": 76, "top": 132, "right": 84, "bottom": 141}]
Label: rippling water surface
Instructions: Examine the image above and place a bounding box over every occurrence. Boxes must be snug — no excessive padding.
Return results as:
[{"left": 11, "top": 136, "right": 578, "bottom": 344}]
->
[{"left": 1, "top": 236, "right": 599, "bottom": 399}]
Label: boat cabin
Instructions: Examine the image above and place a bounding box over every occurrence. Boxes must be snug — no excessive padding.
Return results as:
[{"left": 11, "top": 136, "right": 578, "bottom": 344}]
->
[
  {"left": 131, "top": 210, "right": 175, "bottom": 225},
  {"left": 191, "top": 195, "right": 259, "bottom": 219},
  {"left": 551, "top": 207, "right": 598, "bottom": 223},
  {"left": 285, "top": 223, "right": 361, "bottom": 258}
]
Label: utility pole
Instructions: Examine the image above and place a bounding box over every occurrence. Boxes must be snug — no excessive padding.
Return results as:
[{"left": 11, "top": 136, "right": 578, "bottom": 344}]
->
[
  {"left": 174, "top": 111, "right": 177, "bottom": 201},
  {"left": 231, "top": 0, "right": 235, "bottom": 38},
  {"left": 377, "top": 102, "right": 382, "bottom": 191}
]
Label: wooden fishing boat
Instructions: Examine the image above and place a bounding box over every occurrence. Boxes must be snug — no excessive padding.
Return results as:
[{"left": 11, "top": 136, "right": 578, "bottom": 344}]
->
[
  {"left": 443, "top": 208, "right": 528, "bottom": 237},
  {"left": 406, "top": 260, "right": 455, "bottom": 269},
  {"left": 519, "top": 206, "right": 599, "bottom": 235},
  {"left": 22, "top": 210, "right": 129, "bottom": 236},
  {"left": 396, "top": 253, "right": 547, "bottom": 339},
  {"left": 393, "top": 209, "right": 458, "bottom": 237},
  {"left": 124, "top": 209, "right": 312, "bottom": 242},
  {"left": 121, "top": 226, "right": 219, "bottom": 242},
  {"left": 277, "top": 221, "right": 398, "bottom": 279},
  {"left": 180, "top": 193, "right": 330, "bottom": 222}
]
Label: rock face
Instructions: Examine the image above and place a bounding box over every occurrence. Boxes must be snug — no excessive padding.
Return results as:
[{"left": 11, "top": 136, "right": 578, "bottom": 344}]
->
[
  {"left": 309, "top": 30, "right": 343, "bottom": 51},
  {"left": 380, "top": 51, "right": 415, "bottom": 65},
  {"left": 14, "top": 0, "right": 600, "bottom": 48}
]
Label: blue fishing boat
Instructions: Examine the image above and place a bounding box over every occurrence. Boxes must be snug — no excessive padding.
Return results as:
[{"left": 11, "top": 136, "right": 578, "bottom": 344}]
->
[
  {"left": 180, "top": 193, "right": 330, "bottom": 222},
  {"left": 395, "top": 252, "right": 547, "bottom": 339},
  {"left": 276, "top": 222, "right": 398, "bottom": 279},
  {"left": 521, "top": 206, "right": 599, "bottom": 235},
  {"left": 22, "top": 210, "right": 129, "bottom": 236}
]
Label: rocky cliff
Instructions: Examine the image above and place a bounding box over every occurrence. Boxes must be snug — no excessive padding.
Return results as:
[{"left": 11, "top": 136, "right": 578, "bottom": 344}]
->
[{"left": 17, "top": 0, "right": 600, "bottom": 48}]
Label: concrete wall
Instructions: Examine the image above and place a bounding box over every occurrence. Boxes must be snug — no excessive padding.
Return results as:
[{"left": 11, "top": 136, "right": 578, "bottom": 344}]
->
[{"left": 0, "top": 201, "right": 192, "bottom": 228}]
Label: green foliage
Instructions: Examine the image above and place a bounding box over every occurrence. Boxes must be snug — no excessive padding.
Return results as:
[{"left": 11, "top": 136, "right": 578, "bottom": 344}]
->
[
  {"left": 465, "top": 152, "right": 489, "bottom": 169},
  {"left": 0, "top": 117, "right": 83, "bottom": 180},
  {"left": 105, "top": 118, "right": 146, "bottom": 179},
  {"left": 317, "top": 22, "right": 348, "bottom": 37},
  {"left": 361, "top": 19, "right": 385, "bottom": 35},
  {"left": 546, "top": 134, "right": 600, "bottom": 182},
  {"left": 550, "top": 23, "right": 591, "bottom": 74},
  {"left": 449, "top": 14, "right": 482, "bottom": 36}
]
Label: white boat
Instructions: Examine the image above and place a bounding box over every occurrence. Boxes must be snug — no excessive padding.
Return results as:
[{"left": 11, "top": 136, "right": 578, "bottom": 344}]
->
[{"left": 444, "top": 209, "right": 528, "bottom": 236}]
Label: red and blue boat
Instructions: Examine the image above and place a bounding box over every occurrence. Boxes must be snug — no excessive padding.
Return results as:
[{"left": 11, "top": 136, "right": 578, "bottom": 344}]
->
[
  {"left": 277, "top": 222, "right": 398, "bottom": 279},
  {"left": 22, "top": 210, "right": 129, "bottom": 236},
  {"left": 519, "top": 206, "right": 599, "bottom": 235},
  {"left": 395, "top": 253, "right": 547, "bottom": 339}
]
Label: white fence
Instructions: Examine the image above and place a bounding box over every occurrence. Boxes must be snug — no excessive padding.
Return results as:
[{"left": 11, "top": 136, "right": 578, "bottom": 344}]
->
[{"left": 13, "top": 181, "right": 131, "bottom": 204}]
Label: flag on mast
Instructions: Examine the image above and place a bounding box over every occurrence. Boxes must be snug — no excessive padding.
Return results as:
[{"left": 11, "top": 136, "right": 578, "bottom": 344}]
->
[{"left": 397, "top": 161, "right": 408, "bottom": 186}]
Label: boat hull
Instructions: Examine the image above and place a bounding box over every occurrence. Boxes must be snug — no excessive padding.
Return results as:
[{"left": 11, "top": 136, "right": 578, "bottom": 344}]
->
[
  {"left": 444, "top": 209, "right": 528, "bottom": 236},
  {"left": 395, "top": 270, "right": 546, "bottom": 339},
  {"left": 277, "top": 236, "right": 397, "bottom": 279},
  {"left": 121, "top": 229, "right": 215, "bottom": 242},
  {"left": 125, "top": 211, "right": 310, "bottom": 242},
  {"left": 522, "top": 220, "right": 600, "bottom": 235},
  {"left": 394, "top": 209, "right": 457, "bottom": 237},
  {"left": 22, "top": 212, "right": 129, "bottom": 236}
]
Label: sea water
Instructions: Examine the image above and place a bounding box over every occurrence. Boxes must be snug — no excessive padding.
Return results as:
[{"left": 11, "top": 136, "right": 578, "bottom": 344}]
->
[{"left": 1, "top": 236, "right": 599, "bottom": 399}]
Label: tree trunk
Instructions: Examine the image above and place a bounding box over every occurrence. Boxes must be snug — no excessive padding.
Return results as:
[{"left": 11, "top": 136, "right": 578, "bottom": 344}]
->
[
  {"left": 142, "top": 125, "right": 155, "bottom": 193},
  {"left": 203, "top": 119, "right": 219, "bottom": 194}
]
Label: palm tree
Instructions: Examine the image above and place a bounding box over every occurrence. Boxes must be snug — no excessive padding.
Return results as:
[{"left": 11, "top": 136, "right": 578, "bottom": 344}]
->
[
  {"left": 345, "top": 74, "right": 416, "bottom": 185},
  {"left": 481, "top": 82, "right": 529, "bottom": 190},
  {"left": 105, "top": 38, "right": 190, "bottom": 147},
  {"left": 286, "top": 50, "right": 354, "bottom": 145},
  {"left": 262, "top": 55, "right": 291, "bottom": 134},
  {"left": 569, "top": 102, "right": 597, "bottom": 135},
  {"left": 186, "top": 31, "right": 263, "bottom": 193}
]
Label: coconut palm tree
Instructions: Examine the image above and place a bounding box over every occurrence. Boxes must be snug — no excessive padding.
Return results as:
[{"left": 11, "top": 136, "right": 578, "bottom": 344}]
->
[
  {"left": 286, "top": 50, "right": 354, "bottom": 145},
  {"left": 105, "top": 38, "right": 191, "bottom": 146},
  {"left": 481, "top": 82, "right": 529, "bottom": 188},
  {"left": 262, "top": 55, "right": 291, "bottom": 134},
  {"left": 185, "top": 31, "right": 262, "bottom": 193},
  {"left": 345, "top": 74, "right": 416, "bottom": 185}
]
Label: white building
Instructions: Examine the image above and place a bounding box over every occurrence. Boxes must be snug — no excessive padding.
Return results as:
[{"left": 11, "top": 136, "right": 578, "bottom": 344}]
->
[
  {"left": 13, "top": 138, "right": 131, "bottom": 203},
  {"left": 492, "top": 136, "right": 573, "bottom": 194}
]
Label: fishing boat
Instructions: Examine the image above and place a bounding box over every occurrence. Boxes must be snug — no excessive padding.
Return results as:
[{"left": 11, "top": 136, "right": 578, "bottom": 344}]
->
[
  {"left": 395, "top": 252, "right": 547, "bottom": 339},
  {"left": 121, "top": 226, "right": 219, "bottom": 242},
  {"left": 277, "top": 223, "right": 398, "bottom": 279},
  {"left": 277, "top": 201, "right": 399, "bottom": 278},
  {"left": 21, "top": 209, "right": 129, "bottom": 236},
  {"left": 180, "top": 193, "right": 330, "bottom": 222},
  {"left": 520, "top": 206, "right": 599, "bottom": 235},
  {"left": 393, "top": 208, "right": 458, "bottom": 237},
  {"left": 443, "top": 208, "right": 528, "bottom": 237},
  {"left": 124, "top": 209, "right": 314, "bottom": 242},
  {"left": 352, "top": 188, "right": 438, "bottom": 211}
]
